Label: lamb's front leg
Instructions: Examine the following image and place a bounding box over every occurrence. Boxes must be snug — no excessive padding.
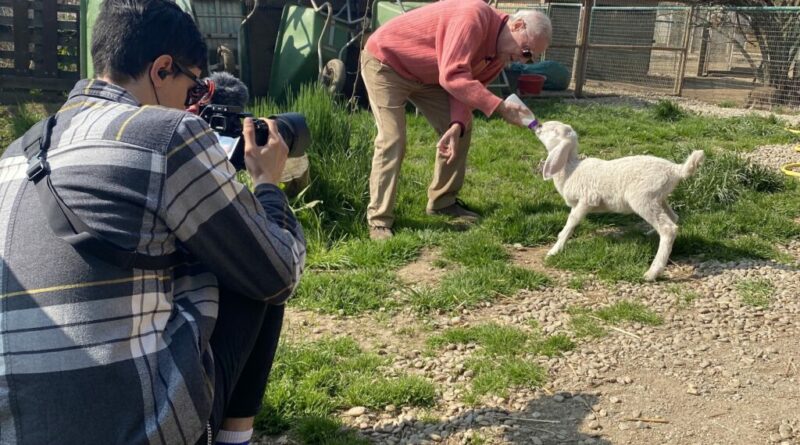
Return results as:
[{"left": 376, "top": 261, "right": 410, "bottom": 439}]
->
[{"left": 548, "top": 203, "right": 589, "bottom": 257}]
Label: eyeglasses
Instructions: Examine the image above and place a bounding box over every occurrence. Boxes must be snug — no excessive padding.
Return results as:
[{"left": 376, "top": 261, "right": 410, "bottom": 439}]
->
[
  {"left": 173, "top": 60, "right": 214, "bottom": 107},
  {"left": 522, "top": 48, "right": 534, "bottom": 62}
]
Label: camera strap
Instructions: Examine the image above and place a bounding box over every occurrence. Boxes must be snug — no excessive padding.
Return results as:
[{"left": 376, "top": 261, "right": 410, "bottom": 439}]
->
[{"left": 21, "top": 115, "right": 186, "bottom": 270}]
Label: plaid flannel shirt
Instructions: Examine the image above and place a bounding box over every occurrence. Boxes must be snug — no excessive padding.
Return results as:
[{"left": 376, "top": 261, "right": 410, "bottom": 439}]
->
[{"left": 0, "top": 79, "right": 306, "bottom": 444}]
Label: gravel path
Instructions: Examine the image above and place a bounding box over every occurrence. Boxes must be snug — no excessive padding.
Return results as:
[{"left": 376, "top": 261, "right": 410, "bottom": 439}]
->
[{"left": 261, "top": 242, "right": 799, "bottom": 445}]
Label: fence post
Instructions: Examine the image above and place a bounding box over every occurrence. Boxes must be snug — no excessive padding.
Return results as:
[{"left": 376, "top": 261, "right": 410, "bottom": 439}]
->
[
  {"left": 41, "top": 0, "right": 59, "bottom": 77},
  {"left": 673, "top": 6, "right": 694, "bottom": 96},
  {"left": 696, "top": 9, "right": 710, "bottom": 77},
  {"left": 12, "top": 0, "right": 29, "bottom": 75},
  {"left": 572, "top": 0, "right": 592, "bottom": 97}
]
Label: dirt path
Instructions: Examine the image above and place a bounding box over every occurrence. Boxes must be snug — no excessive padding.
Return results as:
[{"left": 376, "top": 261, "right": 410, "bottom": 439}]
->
[{"left": 270, "top": 240, "right": 800, "bottom": 445}]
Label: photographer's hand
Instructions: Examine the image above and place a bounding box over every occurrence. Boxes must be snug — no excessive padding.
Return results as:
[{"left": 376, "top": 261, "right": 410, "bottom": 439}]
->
[{"left": 243, "top": 117, "right": 289, "bottom": 186}]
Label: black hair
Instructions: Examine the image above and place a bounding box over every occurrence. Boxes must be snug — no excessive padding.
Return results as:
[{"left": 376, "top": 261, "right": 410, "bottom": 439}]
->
[{"left": 91, "top": 0, "right": 207, "bottom": 82}]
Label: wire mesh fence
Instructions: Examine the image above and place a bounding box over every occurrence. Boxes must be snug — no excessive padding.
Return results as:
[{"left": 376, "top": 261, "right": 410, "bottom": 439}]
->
[
  {"left": 2, "top": 0, "right": 799, "bottom": 112},
  {"left": 492, "top": 2, "right": 800, "bottom": 112}
]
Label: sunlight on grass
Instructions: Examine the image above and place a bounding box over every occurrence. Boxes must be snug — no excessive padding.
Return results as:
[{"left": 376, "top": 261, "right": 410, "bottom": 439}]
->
[
  {"left": 736, "top": 278, "right": 775, "bottom": 308},
  {"left": 257, "top": 337, "right": 435, "bottom": 436},
  {"left": 426, "top": 324, "right": 530, "bottom": 356},
  {"left": 568, "top": 312, "right": 607, "bottom": 339},
  {"left": 427, "top": 323, "right": 572, "bottom": 403},
  {"left": 307, "top": 232, "right": 424, "bottom": 270},
  {"left": 666, "top": 284, "right": 701, "bottom": 308},
  {"left": 293, "top": 268, "right": 398, "bottom": 315},
  {"left": 441, "top": 230, "right": 509, "bottom": 266},
  {"left": 568, "top": 300, "right": 662, "bottom": 339},
  {"left": 545, "top": 234, "right": 654, "bottom": 282},
  {"left": 289, "top": 416, "right": 368, "bottom": 445},
  {"left": 595, "top": 300, "right": 664, "bottom": 325},
  {"left": 408, "top": 263, "right": 550, "bottom": 313},
  {"left": 466, "top": 356, "right": 546, "bottom": 402}
]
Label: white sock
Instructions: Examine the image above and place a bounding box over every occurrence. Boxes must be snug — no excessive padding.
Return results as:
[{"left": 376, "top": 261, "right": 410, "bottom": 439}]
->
[{"left": 215, "top": 428, "right": 253, "bottom": 445}]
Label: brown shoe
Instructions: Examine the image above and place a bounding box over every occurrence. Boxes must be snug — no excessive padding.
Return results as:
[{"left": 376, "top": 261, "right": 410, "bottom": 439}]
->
[
  {"left": 369, "top": 226, "right": 393, "bottom": 240},
  {"left": 426, "top": 199, "right": 480, "bottom": 223}
]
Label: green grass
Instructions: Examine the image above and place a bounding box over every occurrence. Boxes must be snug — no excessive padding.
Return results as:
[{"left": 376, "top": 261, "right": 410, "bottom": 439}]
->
[
  {"left": 736, "top": 278, "right": 775, "bottom": 308},
  {"left": 250, "top": 86, "right": 799, "bottom": 328},
  {"left": 652, "top": 99, "right": 686, "bottom": 122},
  {"left": 569, "top": 312, "right": 607, "bottom": 339},
  {"left": 567, "top": 275, "right": 589, "bottom": 290},
  {"left": 408, "top": 263, "right": 550, "bottom": 313},
  {"left": 257, "top": 337, "right": 435, "bottom": 437},
  {"left": 666, "top": 284, "right": 701, "bottom": 308},
  {"left": 426, "top": 323, "right": 531, "bottom": 356},
  {"left": 289, "top": 416, "right": 369, "bottom": 445},
  {"left": 465, "top": 356, "right": 546, "bottom": 402},
  {"left": 293, "top": 268, "right": 399, "bottom": 315},
  {"left": 568, "top": 300, "right": 662, "bottom": 338},
  {"left": 0, "top": 103, "right": 47, "bottom": 155},
  {"left": 427, "top": 323, "right": 572, "bottom": 403},
  {"left": 595, "top": 300, "right": 664, "bottom": 325},
  {"left": 441, "top": 230, "right": 509, "bottom": 267}
]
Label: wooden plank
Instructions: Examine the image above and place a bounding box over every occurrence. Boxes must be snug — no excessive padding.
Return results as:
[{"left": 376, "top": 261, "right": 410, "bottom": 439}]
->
[
  {"left": 12, "top": 0, "right": 28, "bottom": 74},
  {"left": 673, "top": 7, "right": 693, "bottom": 96},
  {"left": 573, "top": 0, "right": 592, "bottom": 96},
  {"left": 1, "top": 29, "right": 78, "bottom": 44},
  {"left": 40, "top": 0, "right": 58, "bottom": 75},
  {"left": 0, "top": 73, "right": 77, "bottom": 90},
  {"left": 587, "top": 44, "right": 684, "bottom": 51}
]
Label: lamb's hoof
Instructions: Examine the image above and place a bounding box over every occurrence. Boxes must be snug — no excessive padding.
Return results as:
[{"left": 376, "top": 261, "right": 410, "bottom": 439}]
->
[
  {"left": 546, "top": 247, "right": 560, "bottom": 257},
  {"left": 643, "top": 270, "right": 661, "bottom": 282}
]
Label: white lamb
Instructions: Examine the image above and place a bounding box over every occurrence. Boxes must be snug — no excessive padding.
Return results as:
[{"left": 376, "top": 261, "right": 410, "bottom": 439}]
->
[{"left": 535, "top": 120, "right": 705, "bottom": 281}]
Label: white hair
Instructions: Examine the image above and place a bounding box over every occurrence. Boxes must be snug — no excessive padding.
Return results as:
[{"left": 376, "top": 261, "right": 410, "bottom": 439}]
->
[{"left": 512, "top": 10, "right": 552, "bottom": 45}]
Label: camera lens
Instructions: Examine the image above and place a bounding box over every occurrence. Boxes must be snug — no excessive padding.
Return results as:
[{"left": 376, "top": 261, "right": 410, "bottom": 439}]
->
[{"left": 268, "top": 112, "right": 310, "bottom": 158}]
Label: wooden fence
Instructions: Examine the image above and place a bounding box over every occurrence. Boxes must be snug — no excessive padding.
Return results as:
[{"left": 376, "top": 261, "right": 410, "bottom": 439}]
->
[{"left": 0, "top": 0, "right": 80, "bottom": 91}]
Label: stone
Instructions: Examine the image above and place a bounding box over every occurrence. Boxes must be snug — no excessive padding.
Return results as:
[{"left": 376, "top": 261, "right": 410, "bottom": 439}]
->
[{"left": 345, "top": 406, "right": 367, "bottom": 417}]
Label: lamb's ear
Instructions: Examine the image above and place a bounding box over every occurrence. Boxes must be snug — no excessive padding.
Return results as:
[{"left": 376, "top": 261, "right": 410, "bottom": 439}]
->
[{"left": 542, "top": 138, "right": 575, "bottom": 180}]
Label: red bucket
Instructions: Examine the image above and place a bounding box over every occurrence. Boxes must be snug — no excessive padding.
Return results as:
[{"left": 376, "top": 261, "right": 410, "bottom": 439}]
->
[{"left": 518, "top": 74, "right": 546, "bottom": 96}]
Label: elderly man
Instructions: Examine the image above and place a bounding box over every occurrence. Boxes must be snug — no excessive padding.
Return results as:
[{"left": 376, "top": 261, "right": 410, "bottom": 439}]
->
[{"left": 361, "top": 0, "right": 552, "bottom": 240}]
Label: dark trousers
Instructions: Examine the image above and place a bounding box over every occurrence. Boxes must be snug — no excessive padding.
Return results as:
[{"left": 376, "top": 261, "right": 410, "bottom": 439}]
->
[{"left": 199, "top": 292, "right": 285, "bottom": 444}]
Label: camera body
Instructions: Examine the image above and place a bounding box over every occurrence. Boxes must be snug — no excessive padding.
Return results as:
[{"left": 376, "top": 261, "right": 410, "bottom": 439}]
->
[{"left": 199, "top": 104, "right": 310, "bottom": 171}]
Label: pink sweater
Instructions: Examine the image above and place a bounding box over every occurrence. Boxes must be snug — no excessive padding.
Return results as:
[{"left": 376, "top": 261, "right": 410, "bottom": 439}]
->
[{"left": 365, "top": 0, "right": 508, "bottom": 127}]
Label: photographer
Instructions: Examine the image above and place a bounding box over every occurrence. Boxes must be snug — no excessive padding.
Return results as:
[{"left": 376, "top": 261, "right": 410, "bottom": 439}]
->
[{"left": 0, "top": 1, "right": 305, "bottom": 444}]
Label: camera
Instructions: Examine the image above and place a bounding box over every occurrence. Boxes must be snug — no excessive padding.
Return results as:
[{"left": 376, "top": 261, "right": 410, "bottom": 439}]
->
[{"left": 199, "top": 104, "right": 311, "bottom": 171}]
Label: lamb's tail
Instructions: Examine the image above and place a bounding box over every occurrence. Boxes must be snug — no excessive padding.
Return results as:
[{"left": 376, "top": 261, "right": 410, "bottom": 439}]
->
[{"left": 678, "top": 150, "right": 705, "bottom": 179}]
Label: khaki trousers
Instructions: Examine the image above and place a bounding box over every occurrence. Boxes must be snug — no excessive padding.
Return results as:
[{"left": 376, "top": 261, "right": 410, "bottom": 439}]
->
[{"left": 360, "top": 50, "right": 473, "bottom": 229}]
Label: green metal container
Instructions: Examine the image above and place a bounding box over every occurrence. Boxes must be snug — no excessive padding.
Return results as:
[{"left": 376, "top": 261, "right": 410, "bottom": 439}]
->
[
  {"left": 370, "top": 1, "right": 429, "bottom": 29},
  {"left": 266, "top": 4, "right": 355, "bottom": 102}
]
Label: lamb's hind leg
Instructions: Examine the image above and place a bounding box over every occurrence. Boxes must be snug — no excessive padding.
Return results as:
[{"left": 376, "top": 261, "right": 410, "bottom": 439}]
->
[
  {"left": 548, "top": 203, "right": 589, "bottom": 257},
  {"left": 633, "top": 202, "right": 678, "bottom": 281},
  {"left": 663, "top": 202, "right": 678, "bottom": 224}
]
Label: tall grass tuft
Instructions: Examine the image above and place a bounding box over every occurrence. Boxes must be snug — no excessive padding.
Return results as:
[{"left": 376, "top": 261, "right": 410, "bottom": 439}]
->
[
  {"left": 12, "top": 103, "right": 45, "bottom": 139},
  {"left": 671, "top": 151, "right": 785, "bottom": 212},
  {"left": 250, "top": 84, "right": 373, "bottom": 245},
  {"left": 652, "top": 99, "right": 685, "bottom": 122}
]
